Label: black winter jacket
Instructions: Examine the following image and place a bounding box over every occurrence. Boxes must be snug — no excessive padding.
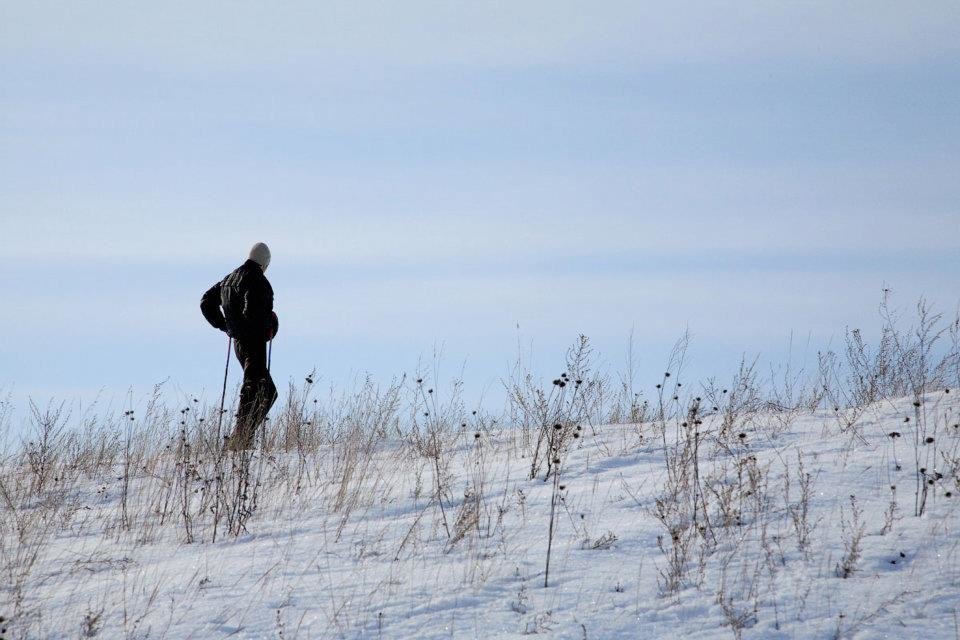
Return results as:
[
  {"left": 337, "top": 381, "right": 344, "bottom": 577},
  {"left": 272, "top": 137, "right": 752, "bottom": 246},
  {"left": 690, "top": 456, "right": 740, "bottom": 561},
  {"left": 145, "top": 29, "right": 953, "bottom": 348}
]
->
[{"left": 201, "top": 260, "right": 278, "bottom": 342}]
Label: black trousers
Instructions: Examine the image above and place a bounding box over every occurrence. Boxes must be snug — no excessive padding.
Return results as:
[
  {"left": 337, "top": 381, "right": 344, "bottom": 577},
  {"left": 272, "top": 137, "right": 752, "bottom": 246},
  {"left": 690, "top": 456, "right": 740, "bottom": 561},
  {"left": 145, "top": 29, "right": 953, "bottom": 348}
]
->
[{"left": 231, "top": 338, "right": 277, "bottom": 448}]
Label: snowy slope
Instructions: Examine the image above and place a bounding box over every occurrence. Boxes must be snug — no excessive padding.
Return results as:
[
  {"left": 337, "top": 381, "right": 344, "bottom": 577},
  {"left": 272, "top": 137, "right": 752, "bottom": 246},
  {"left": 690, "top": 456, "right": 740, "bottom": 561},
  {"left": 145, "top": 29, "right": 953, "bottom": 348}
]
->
[{"left": 3, "top": 392, "right": 959, "bottom": 639}]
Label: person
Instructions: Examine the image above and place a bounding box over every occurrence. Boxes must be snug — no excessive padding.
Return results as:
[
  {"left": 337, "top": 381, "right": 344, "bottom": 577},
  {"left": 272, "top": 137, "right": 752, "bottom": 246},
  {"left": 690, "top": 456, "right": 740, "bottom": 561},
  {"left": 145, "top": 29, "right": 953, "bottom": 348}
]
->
[{"left": 200, "top": 242, "right": 279, "bottom": 450}]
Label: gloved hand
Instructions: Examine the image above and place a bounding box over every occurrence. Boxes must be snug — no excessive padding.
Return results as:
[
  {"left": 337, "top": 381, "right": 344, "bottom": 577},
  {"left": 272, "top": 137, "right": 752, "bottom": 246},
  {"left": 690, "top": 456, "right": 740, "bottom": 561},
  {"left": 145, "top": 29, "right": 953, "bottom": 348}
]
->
[{"left": 268, "top": 311, "right": 279, "bottom": 340}]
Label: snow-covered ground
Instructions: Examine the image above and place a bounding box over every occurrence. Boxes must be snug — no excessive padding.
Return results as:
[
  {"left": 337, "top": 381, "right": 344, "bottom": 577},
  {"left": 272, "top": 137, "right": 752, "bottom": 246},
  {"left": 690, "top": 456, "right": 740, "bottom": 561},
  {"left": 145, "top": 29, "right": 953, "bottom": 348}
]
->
[{"left": 2, "top": 392, "right": 959, "bottom": 639}]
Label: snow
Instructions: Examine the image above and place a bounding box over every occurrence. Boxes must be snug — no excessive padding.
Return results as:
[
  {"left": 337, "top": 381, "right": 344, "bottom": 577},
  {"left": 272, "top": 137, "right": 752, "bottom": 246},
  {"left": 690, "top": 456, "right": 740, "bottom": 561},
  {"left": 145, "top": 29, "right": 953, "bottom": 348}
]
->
[{"left": 2, "top": 392, "right": 959, "bottom": 639}]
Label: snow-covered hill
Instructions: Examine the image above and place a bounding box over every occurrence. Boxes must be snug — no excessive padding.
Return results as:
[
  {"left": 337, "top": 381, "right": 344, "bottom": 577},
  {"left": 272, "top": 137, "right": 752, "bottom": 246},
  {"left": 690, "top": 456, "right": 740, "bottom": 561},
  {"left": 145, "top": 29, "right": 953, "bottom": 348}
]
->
[{"left": 2, "top": 391, "right": 959, "bottom": 639}]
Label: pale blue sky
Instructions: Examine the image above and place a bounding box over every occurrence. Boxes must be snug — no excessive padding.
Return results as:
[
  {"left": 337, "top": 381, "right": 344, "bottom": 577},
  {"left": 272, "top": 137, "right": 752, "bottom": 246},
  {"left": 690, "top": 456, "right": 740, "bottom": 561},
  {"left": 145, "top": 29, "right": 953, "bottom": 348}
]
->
[{"left": 2, "top": 2, "right": 959, "bottom": 416}]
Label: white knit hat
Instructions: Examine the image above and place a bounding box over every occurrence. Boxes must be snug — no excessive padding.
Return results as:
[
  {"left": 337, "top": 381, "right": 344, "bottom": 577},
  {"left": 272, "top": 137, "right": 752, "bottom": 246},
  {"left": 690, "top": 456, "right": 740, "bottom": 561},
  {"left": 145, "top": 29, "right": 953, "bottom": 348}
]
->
[{"left": 248, "top": 242, "right": 271, "bottom": 271}]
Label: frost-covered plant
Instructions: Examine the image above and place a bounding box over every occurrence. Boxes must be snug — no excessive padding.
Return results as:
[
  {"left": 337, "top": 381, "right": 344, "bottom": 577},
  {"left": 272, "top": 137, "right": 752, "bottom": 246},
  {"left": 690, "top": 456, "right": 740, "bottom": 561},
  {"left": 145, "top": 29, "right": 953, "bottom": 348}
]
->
[
  {"left": 784, "top": 452, "right": 816, "bottom": 555},
  {"left": 716, "top": 557, "right": 760, "bottom": 639},
  {"left": 880, "top": 485, "right": 898, "bottom": 535},
  {"left": 835, "top": 495, "right": 864, "bottom": 579}
]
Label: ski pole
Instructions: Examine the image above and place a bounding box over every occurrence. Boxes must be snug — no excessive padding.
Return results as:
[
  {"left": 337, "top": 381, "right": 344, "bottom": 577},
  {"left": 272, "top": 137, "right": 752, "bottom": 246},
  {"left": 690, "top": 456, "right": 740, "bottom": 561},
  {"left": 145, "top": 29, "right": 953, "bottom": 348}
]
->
[
  {"left": 217, "top": 336, "right": 232, "bottom": 439},
  {"left": 268, "top": 338, "right": 272, "bottom": 373}
]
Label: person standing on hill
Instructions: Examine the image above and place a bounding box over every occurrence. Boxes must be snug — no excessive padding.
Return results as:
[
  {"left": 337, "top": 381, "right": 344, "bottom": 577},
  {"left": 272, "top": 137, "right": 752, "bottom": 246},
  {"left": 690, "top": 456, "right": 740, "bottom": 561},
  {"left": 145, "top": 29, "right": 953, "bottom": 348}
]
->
[{"left": 200, "top": 242, "right": 279, "bottom": 450}]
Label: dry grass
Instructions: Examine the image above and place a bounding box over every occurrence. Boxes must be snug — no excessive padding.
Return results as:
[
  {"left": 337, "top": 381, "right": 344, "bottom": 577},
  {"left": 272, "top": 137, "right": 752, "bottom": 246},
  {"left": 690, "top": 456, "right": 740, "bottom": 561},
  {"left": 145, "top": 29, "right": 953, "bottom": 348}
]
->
[{"left": 0, "top": 294, "right": 957, "bottom": 637}]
